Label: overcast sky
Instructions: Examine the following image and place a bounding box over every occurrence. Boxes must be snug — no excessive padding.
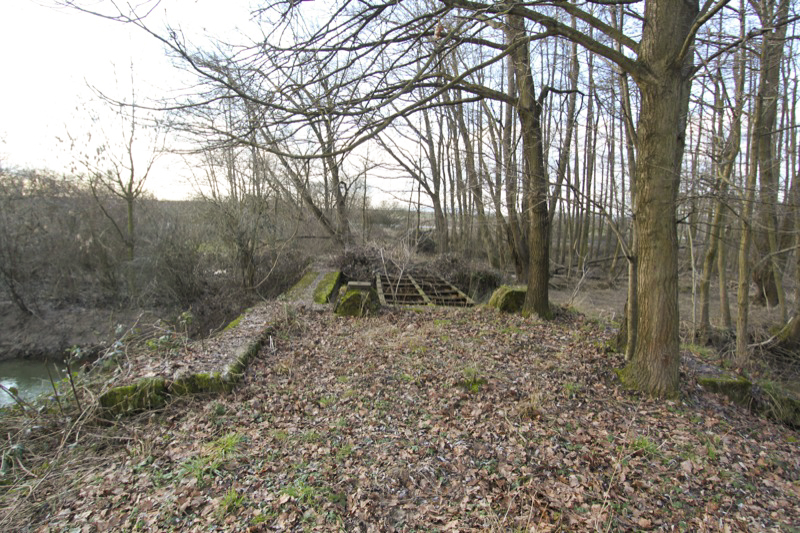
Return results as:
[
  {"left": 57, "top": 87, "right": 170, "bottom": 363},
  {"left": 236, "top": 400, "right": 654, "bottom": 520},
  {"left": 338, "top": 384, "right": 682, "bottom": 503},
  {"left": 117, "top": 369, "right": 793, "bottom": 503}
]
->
[{"left": 0, "top": 0, "right": 254, "bottom": 199}]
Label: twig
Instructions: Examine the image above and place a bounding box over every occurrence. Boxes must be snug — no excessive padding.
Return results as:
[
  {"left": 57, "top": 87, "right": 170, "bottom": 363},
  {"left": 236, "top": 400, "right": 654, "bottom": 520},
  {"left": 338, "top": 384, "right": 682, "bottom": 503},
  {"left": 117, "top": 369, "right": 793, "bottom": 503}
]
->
[
  {"left": 63, "top": 355, "right": 84, "bottom": 413},
  {"left": 14, "top": 456, "right": 37, "bottom": 479},
  {"left": 568, "top": 267, "right": 591, "bottom": 307},
  {"left": 0, "top": 383, "right": 36, "bottom": 414},
  {"left": 45, "top": 360, "right": 65, "bottom": 416}
]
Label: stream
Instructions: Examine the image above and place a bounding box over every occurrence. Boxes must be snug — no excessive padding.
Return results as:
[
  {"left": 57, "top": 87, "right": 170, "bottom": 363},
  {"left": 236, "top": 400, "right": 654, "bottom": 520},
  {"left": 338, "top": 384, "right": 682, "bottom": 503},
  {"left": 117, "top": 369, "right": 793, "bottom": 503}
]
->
[{"left": 0, "top": 359, "right": 66, "bottom": 408}]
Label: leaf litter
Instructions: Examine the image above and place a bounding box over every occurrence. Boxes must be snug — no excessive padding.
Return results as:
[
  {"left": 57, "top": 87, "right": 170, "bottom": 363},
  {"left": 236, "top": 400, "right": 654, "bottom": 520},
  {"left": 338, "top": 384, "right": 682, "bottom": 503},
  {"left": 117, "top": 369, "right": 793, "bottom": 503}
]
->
[{"left": 2, "top": 302, "right": 798, "bottom": 531}]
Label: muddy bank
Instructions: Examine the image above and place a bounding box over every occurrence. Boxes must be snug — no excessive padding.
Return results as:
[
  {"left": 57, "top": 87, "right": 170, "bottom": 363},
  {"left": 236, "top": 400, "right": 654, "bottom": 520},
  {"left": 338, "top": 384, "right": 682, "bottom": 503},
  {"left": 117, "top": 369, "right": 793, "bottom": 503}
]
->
[{"left": 0, "top": 303, "right": 164, "bottom": 362}]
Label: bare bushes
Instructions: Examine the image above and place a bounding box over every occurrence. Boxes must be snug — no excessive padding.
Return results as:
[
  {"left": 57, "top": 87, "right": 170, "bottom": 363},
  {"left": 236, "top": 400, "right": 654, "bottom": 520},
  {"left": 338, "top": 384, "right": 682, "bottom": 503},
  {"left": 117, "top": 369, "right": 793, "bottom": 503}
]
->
[
  {"left": 0, "top": 170, "right": 309, "bottom": 335},
  {"left": 335, "top": 243, "right": 418, "bottom": 281},
  {"left": 255, "top": 249, "right": 310, "bottom": 299},
  {"left": 0, "top": 171, "right": 101, "bottom": 310},
  {"left": 335, "top": 245, "right": 387, "bottom": 281},
  {"left": 425, "top": 253, "right": 503, "bottom": 302},
  {"left": 134, "top": 214, "right": 204, "bottom": 307}
]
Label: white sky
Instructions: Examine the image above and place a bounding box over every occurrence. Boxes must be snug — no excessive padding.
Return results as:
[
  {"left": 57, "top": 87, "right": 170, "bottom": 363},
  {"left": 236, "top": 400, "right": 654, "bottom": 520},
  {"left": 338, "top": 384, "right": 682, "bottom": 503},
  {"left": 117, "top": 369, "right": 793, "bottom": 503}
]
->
[{"left": 0, "top": 0, "right": 255, "bottom": 199}]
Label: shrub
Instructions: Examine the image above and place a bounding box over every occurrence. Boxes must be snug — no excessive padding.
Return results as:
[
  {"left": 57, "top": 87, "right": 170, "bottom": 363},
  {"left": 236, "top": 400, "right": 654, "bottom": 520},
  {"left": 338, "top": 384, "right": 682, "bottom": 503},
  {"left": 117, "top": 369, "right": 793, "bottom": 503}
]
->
[
  {"left": 425, "top": 253, "right": 502, "bottom": 301},
  {"left": 335, "top": 245, "right": 387, "bottom": 281}
]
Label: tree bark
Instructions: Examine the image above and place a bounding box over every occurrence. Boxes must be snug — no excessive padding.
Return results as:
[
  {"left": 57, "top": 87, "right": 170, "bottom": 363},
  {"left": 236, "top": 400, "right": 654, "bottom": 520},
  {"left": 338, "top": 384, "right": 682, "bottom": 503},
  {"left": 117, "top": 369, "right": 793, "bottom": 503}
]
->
[
  {"left": 508, "top": 14, "right": 551, "bottom": 318},
  {"left": 623, "top": 0, "right": 697, "bottom": 396},
  {"left": 502, "top": 52, "right": 529, "bottom": 281},
  {"left": 751, "top": 0, "right": 791, "bottom": 310}
]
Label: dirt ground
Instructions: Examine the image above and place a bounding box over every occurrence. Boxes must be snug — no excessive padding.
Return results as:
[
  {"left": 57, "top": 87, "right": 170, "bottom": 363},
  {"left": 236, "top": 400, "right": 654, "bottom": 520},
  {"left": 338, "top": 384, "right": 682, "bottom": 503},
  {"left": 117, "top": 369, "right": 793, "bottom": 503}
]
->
[
  {"left": 2, "top": 302, "right": 798, "bottom": 531},
  {"left": 0, "top": 303, "right": 166, "bottom": 362}
]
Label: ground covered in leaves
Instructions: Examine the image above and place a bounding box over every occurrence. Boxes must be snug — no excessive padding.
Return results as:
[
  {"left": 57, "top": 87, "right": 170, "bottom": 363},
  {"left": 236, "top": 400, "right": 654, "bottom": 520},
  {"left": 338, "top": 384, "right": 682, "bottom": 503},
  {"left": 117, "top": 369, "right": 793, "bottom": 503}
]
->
[{"left": 2, "top": 303, "right": 799, "bottom": 531}]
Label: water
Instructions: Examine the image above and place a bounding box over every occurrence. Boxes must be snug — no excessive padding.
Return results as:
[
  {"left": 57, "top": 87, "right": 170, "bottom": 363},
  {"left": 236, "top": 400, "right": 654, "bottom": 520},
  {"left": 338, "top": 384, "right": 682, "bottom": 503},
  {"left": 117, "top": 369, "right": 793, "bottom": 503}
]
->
[{"left": 0, "top": 359, "right": 66, "bottom": 408}]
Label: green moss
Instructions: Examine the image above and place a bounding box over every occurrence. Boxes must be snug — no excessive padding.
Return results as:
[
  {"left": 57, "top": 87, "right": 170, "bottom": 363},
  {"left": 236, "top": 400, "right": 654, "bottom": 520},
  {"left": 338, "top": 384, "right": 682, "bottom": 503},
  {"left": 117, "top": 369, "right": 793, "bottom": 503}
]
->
[
  {"left": 313, "top": 271, "right": 342, "bottom": 304},
  {"left": 99, "top": 378, "right": 168, "bottom": 416},
  {"left": 222, "top": 313, "right": 245, "bottom": 332},
  {"left": 457, "top": 367, "right": 487, "bottom": 393},
  {"left": 697, "top": 376, "right": 753, "bottom": 406},
  {"left": 487, "top": 285, "right": 527, "bottom": 313},
  {"left": 614, "top": 366, "right": 636, "bottom": 390},
  {"left": 95, "top": 317, "right": 274, "bottom": 418},
  {"left": 334, "top": 288, "right": 381, "bottom": 317},
  {"left": 285, "top": 271, "right": 319, "bottom": 300},
  {"left": 605, "top": 337, "right": 623, "bottom": 354},
  {"left": 228, "top": 336, "right": 265, "bottom": 376},
  {"left": 696, "top": 376, "right": 800, "bottom": 427},
  {"left": 171, "top": 372, "right": 231, "bottom": 396}
]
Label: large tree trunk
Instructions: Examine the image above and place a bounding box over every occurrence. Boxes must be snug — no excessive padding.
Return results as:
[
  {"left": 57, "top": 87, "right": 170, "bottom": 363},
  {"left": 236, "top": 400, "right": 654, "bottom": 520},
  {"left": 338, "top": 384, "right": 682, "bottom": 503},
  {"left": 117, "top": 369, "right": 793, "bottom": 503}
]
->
[
  {"left": 623, "top": 0, "right": 697, "bottom": 396},
  {"left": 508, "top": 14, "right": 550, "bottom": 318},
  {"left": 776, "top": 166, "right": 800, "bottom": 346},
  {"left": 751, "top": 0, "right": 791, "bottom": 311},
  {"left": 775, "top": 136, "right": 800, "bottom": 347}
]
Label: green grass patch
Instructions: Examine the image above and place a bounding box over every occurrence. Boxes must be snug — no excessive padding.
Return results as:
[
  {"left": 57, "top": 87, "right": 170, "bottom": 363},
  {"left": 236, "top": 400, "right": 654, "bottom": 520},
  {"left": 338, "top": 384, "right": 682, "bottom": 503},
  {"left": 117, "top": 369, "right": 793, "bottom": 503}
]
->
[
  {"left": 209, "top": 432, "right": 244, "bottom": 459},
  {"left": 457, "top": 366, "right": 488, "bottom": 393},
  {"left": 631, "top": 435, "right": 660, "bottom": 457},
  {"left": 219, "top": 487, "right": 245, "bottom": 517},
  {"left": 683, "top": 343, "right": 716, "bottom": 360}
]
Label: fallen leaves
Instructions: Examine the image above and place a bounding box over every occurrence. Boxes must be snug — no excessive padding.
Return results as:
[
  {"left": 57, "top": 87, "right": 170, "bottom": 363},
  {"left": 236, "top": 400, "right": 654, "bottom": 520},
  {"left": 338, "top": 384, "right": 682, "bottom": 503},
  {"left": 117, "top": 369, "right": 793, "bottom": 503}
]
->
[{"left": 3, "top": 303, "right": 799, "bottom": 531}]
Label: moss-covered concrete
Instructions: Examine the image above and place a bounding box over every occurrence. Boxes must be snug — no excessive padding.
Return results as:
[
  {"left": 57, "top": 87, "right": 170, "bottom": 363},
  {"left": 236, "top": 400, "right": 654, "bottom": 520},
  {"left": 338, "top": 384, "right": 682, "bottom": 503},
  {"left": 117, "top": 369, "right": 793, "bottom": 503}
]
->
[
  {"left": 697, "top": 375, "right": 800, "bottom": 427},
  {"left": 313, "top": 271, "right": 342, "bottom": 304},
  {"left": 285, "top": 270, "right": 319, "bottom": 301},
  {"left": 488, "top": 285, "right": 527, "bottom": 313},
  {"left": 98, "top": 377, "right": 168, "bottom": 416},
  {"left": 697, "top": 376, "right": 753, "bottom": 406},
  {"left": 96, "top": 310, "right": 274, "bottom": 418},
  {"left": 334, "top": 287, "right": 381, "bottom": 317},
  {"left": 171, "top": 372, "right": 231, "bottom": 396},
  {"left": 224, "top": 338, "right": 265, "bottom": 380},
  {"left": 222, "top": 312, "right": 247, "bottom": 332}
]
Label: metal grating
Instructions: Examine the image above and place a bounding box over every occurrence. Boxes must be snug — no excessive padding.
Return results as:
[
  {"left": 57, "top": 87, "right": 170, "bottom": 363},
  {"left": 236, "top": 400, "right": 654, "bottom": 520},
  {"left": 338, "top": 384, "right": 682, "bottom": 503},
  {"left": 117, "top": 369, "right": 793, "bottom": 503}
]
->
[{"left": 376, "top": 273, "right": 474, "bottom": 307}]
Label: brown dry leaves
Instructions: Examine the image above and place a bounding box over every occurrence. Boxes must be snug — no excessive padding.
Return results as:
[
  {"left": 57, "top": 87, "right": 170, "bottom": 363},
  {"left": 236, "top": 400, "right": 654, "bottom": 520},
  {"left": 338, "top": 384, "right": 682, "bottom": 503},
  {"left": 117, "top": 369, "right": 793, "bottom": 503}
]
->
[{"left": 6, "top": 303, "right": 800, "bottom": 531}]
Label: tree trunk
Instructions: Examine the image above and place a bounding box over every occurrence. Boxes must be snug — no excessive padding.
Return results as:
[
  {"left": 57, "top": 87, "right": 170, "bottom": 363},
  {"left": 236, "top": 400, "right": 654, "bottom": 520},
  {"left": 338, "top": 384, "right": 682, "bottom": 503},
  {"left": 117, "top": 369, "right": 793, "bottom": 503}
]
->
[
  {"left": 736, "top": 106, "right": 760, "bottom": 364},
  {"left": 508, "top": 14, "right": 550, "bottom": 318},
  {"left": 776, "top": 142, "right": 800, "bottom": 347},
  {"left": 125, "top": 194, "right": 135, "bottom": 261},
  {"left": 502, "top": 53, "right": 529, "bottom": 281},
  {"left": 700, "top": 54, "right": 745, "bottom": 336},
  {"left": 451, "top": 91, "right": 496, "bottom": 265},
  {"left": 751, "top": 0, "right": 791, "bottom": 310},
  {"left": 623, "top": 0, "right": 697, "bottom": 396}
]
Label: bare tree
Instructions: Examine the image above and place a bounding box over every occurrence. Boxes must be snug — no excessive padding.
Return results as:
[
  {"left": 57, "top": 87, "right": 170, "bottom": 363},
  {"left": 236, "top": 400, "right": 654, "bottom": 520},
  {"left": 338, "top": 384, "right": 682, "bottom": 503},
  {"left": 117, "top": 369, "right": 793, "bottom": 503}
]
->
[
  {"left": 0, "top": 168, "right": 37, "bottom": 315},
  {"left": 68, "top": 81, "right": 165, "bottom": 262},
  {"left": 736, "top": 0, "right": 793, "bottom": 363}
]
